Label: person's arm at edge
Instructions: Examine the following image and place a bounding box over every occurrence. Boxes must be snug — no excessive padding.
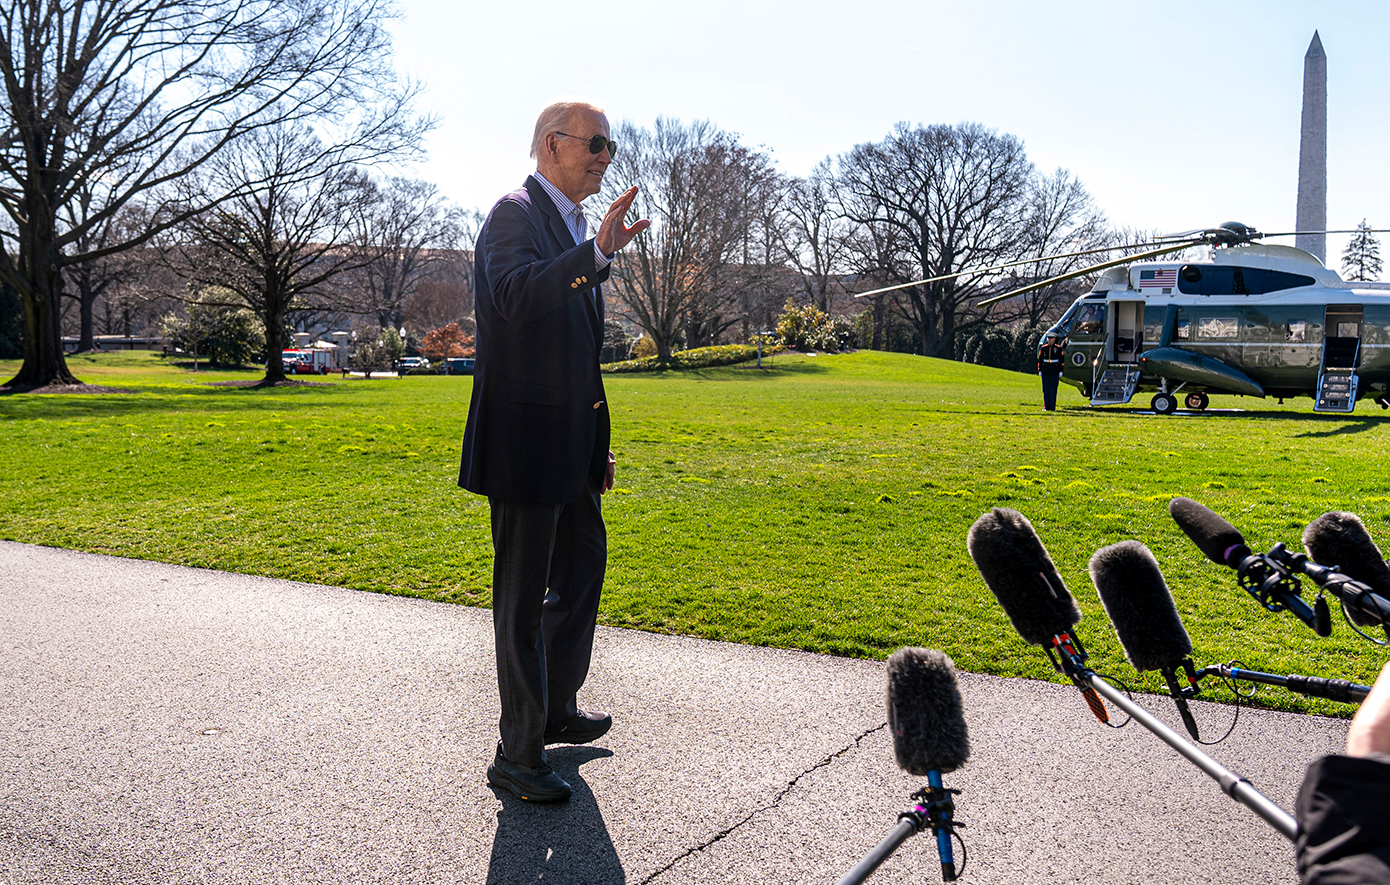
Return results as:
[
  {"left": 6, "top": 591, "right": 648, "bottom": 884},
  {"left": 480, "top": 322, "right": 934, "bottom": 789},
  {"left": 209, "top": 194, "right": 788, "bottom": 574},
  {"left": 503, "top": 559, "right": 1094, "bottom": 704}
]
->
[{"left": 1295, "top": 661, "right": 1390, "bottom": 884}]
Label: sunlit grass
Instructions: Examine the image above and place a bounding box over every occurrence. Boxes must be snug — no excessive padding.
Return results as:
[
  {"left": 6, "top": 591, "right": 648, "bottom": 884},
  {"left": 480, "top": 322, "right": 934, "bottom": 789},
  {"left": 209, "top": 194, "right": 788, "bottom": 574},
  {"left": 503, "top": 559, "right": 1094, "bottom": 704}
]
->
[{"left": 2, "top": 349, "right": 1387, "bottom": 714}]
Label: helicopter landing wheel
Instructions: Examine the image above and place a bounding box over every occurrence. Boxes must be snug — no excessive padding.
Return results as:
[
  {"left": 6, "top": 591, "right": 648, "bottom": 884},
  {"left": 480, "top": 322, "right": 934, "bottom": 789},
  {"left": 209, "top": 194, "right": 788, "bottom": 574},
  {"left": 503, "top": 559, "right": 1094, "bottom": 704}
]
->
[
  {"left": 1151, "top": 393, "right": 1178, "bottom": 415},
  {"left": 1184, "top": 391, "right": 1209, "bottom": 411}
]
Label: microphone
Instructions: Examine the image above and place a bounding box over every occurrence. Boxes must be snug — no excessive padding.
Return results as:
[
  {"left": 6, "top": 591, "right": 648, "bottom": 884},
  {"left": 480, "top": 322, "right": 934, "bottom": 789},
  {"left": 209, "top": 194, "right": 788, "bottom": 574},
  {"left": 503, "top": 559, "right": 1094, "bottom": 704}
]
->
[
  {"left": 968, "top": 510, "right": 1300, "bottom": 842},
  {"left": 1303, "top": 512, "right": 1390, "bottom": 629},
  {"left": 886, "top": 647, "right": 971, "bottom": 776},
  {"left": 839, "top": 648, "right": 971, "bottom": 885},
  {"left": 967, "top": 508, "right": 1107, "bottom": 724},
  {"left": 966, "top": 507, "right": 1080, "bottom": 644},
  {"left": 1089, "top": 541, "right": 1201, "bottom": 739},
  {"left": 1167, "top": 497, "right": 1248, "bottom": 567},
  {"left": 1168, "top": 498, "right": 1330, "bottom": 636},
  {"left": 886, "top": 648, "right": 969, "bottom": 881}
]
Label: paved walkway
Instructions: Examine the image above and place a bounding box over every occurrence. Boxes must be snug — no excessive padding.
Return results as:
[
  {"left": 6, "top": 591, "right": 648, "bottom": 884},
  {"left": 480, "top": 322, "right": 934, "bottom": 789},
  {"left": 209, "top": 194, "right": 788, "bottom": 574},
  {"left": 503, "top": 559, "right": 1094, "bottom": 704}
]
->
[{"left": 0, "top": 541, "right": 1351, "bottom": 884}]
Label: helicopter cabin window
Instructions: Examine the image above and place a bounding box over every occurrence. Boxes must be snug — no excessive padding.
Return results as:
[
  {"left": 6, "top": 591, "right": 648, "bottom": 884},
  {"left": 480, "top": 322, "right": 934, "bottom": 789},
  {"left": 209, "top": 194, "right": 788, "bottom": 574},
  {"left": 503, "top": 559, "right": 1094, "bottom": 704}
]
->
[
  {"left": 1175, "top": 317, "right": 1191, "bottom": 340},
  {"left": 1071, "top": 302, "right": 1106, "bottom": 335},
  {"left": 1176, "top": 266, "right": 1316, "bottom": 296},
  {"left": 1286, "top": 321, "right": 1307, "bottom": 342},
  {"left": 1197, "top": 317, "right": 1239, "bottom": 339}
]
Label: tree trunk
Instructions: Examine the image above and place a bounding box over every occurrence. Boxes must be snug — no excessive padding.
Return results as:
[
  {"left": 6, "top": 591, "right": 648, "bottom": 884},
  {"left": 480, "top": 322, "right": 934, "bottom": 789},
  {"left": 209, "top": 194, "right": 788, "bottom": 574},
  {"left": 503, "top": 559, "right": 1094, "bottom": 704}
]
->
[
  {"left": 6, "top": 259, "right": 80, "bottom": 388},
  {"left": 871, "top": 296, "right": 885, "bottom": 351},
  {"left": 264, "top": 305, "right": 287, "bottom": 383}
]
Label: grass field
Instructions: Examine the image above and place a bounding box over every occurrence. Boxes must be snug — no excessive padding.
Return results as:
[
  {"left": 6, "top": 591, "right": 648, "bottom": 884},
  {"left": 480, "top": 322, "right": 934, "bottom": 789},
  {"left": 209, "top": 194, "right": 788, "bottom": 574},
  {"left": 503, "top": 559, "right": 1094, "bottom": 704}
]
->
[{"left": 2, "top": 349, "right": 1387, "bottom": 714}]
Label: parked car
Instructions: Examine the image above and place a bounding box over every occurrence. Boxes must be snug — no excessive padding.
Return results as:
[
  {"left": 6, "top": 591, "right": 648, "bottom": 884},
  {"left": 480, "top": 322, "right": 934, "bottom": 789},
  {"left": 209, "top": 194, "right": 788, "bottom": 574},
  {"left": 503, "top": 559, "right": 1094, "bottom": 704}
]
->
[
  {"left": 394, "top": 356, "right": 431, "bottom": 374},
  {"left": 443, "top": 358, "right": 475, "bottom": 375}
]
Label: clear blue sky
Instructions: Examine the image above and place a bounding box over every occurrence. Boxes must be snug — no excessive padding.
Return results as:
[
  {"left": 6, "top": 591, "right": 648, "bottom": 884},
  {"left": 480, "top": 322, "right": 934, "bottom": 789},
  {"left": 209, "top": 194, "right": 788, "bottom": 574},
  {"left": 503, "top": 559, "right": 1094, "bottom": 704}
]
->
[{"left": 387, "top": 0, "right": 1390, "bottom": 265}]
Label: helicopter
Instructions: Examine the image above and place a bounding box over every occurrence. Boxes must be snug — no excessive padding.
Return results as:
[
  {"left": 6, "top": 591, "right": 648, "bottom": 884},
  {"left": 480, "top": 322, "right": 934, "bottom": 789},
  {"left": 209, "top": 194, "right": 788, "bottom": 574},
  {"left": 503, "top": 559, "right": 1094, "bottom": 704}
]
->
[{"left": 859, "top": 222, "right": 1390, "bottom": 415}]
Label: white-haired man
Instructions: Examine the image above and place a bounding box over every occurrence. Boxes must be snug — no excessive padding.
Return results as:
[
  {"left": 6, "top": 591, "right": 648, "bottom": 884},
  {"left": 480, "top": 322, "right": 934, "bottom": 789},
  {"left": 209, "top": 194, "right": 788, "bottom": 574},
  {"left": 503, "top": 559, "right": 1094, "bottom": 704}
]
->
[{"left": 460, "top": 100, "right": 648, "bottom": 802}]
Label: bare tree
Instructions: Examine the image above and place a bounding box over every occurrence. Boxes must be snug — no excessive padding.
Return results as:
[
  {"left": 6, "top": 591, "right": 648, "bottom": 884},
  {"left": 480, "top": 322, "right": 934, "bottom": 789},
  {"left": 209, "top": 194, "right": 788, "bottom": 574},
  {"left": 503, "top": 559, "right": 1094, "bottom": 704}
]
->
[
  {"left": 987, "top": 167, "right": 1113, "bottom": 328},
  {"left": 350, "top": 178, "right": 469, "bottom": 331},
  {"left": 167, "top": 124, "right": 378, "bottom": 382},
  {"left": 0, "top": 0, "right": 424, "bottom": 388},
  {"left": 778, "top": 160, "right": 853, "bottom": 314},
  {"left": 837, "top": 122, "right": 1034, "bottom": 359},
  {"left": 600, "top": 118, "right": 754, "bottom": 360},
  {"left": 60, "top": 184, "right": 143, "bottom": 350}
]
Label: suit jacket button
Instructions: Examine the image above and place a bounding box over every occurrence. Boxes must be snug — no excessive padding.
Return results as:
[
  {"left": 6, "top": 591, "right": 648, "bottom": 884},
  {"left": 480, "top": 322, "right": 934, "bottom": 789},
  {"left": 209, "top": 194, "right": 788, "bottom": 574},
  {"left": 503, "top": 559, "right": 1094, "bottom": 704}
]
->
[
  {"left": 581, "top": 276, "right": 588, "bottom": 283},
  {"left": 571, "top": 282, "right": 578, "bottom": 288},
  {"left": 593, "top": 401, "right": 602, "bottom": 409}
]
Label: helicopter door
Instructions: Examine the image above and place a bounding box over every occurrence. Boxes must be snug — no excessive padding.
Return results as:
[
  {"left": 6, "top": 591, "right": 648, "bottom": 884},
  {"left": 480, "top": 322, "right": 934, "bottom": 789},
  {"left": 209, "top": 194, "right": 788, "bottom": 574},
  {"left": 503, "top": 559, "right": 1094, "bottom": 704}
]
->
[
  {"left": 1315, "top": 304, "right": 1362, "bottom": 412},
  {"left": 1109, "top": 301, "right": 1144, "bottom": 363}
]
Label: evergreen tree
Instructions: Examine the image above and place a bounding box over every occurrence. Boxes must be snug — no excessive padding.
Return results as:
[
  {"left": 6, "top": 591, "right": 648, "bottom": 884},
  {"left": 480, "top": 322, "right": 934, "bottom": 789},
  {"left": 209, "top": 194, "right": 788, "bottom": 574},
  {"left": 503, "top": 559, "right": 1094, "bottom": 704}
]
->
[{"left": 1341, "top": 219, "right": 1383, "bottom": 281}]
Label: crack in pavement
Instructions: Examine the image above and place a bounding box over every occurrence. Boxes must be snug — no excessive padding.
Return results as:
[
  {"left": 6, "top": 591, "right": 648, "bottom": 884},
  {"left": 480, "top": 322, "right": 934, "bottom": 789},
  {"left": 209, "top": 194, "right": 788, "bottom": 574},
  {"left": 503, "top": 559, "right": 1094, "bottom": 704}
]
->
[{"left": 637, "top": 720, "right": 890, "bottom": 885}]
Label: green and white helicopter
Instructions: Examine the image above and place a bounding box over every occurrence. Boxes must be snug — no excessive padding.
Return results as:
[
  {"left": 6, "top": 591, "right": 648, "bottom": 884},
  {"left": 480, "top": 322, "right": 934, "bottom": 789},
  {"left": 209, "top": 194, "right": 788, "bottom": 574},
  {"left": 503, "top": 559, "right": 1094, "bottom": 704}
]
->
[{"left": 867, "top": 223, "right": 1390, "bottom": 415}]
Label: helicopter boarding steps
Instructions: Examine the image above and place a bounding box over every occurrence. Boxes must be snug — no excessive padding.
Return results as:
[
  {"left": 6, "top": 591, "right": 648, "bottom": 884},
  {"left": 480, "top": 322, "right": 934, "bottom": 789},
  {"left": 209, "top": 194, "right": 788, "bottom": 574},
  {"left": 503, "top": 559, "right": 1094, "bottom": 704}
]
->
[
  {"left": 1091, "top": 365, "right": 1140, "bottom": 406},
  {"left": 1314, "top": 337, "right": 1360, "bottom": 413}
]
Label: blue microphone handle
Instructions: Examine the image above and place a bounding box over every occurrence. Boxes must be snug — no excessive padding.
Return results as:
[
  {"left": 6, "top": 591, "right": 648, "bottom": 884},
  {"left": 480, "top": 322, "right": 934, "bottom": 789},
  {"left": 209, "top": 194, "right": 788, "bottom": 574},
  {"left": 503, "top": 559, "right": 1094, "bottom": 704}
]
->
[{"left": 835, "top": 776, "right": 961, "bottom": 885}]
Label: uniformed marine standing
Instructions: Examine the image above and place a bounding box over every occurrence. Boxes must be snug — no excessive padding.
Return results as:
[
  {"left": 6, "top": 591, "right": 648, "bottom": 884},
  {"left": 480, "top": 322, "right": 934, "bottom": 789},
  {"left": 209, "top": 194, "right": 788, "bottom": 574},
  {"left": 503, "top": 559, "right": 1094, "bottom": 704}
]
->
[{"left": 1037, "top": 333, "right": 1066, "bottom": 411}]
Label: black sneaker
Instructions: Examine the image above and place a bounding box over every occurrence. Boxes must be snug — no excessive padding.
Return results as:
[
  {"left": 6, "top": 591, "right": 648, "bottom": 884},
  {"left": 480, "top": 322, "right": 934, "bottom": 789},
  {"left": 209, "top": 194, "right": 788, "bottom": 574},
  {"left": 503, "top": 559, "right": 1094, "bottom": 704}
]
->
[
  {"left": 543, "top": 710, "right": 612, "bottom": 745},
  {"left": 486, "top": 743, "right": 571, "bottom": 803}
]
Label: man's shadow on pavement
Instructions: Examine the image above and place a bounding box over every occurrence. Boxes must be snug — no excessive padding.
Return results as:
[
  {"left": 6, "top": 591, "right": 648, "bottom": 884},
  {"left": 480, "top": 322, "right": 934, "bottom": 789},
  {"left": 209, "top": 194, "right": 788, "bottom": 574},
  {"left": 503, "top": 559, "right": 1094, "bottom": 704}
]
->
[{"left": 486, "top": 746, "right": 625, "bottom": 884}]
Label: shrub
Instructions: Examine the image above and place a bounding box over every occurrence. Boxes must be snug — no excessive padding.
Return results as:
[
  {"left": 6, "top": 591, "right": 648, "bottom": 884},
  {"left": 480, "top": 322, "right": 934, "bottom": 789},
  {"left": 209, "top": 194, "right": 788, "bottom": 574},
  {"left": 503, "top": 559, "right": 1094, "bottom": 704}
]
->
[
  {"left": 631, "top": 336, "right": 658, "bottom": 359},
  {"left": 959, "top": 323, "right": 1049, "bottom": 373},
  {"left": 774, "top": 299, "right": 850, "bottom": 352},
  {"left": 161, "top": 303, "right": 263, "bottom": 367},
  {"left": 602, "top": 343, "right": 786, "bottom": 373}
]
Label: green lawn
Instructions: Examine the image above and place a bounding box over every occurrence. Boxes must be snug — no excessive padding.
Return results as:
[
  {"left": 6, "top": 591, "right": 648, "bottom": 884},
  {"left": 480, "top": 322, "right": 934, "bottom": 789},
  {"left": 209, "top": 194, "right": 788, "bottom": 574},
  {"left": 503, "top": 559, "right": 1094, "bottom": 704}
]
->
[{"left": 2, "top": 349, "right": 1387, "bottom": 713}]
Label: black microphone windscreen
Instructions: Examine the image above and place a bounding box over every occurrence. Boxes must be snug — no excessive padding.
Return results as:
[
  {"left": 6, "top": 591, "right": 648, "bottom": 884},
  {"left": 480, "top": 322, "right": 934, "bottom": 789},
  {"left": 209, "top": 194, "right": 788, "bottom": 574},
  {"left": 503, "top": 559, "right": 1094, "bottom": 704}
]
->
[
  {"left": 1089, "top": 540, "right": 1193, "bottom": 671},
  {"left": 1304, "top": 512, "right": 1390, "bottom": 628},
  {"left": 886, "top": 647, "right": 971, "bottom": 776},
  {"left": 967, "top": 508, "right": 1080, "bottom": 645},
  {"left": 1169, "top": 497, "right": 1247, "bottom": 566}
]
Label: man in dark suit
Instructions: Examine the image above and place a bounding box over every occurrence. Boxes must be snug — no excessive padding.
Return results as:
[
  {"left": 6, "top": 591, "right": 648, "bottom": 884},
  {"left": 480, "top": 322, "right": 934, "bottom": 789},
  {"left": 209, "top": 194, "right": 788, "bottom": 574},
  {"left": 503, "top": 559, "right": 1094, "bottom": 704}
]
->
[
  {"left": 461, "top": 100, "right": 648, "bottom": 803},
  {"left": 1036, "top": 332, "right": 1066, "bottom": 411}
]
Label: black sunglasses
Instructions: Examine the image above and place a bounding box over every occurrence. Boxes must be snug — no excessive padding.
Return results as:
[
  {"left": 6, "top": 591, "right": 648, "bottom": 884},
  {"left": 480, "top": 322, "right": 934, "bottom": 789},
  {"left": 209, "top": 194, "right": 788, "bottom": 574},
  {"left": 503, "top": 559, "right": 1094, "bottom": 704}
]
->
[{"left": 555, "top": 131, "right": 617, "bottom": 158}]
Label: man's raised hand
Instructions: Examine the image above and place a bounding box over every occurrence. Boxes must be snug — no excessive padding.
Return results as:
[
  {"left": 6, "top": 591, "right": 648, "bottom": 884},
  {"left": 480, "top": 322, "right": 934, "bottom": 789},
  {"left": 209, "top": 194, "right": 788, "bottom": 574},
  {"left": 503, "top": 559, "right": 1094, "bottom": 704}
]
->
[{"left": 596, "top": 186, "right": 650, "bottom": 256}]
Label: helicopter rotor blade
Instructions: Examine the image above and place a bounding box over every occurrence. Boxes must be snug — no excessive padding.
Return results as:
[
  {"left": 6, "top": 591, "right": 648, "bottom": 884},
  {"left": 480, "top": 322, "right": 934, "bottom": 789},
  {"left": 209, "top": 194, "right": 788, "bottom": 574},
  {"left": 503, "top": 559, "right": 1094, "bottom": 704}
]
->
[
  {"left": 850, "top": 240, "right": 1161, "bottom": 300},
  {"left": 1261, "top": 229, "right": 1390, "bottom": 237},
  {"left": 974, "top": 239, "right": 1205, "bottom": 308}
]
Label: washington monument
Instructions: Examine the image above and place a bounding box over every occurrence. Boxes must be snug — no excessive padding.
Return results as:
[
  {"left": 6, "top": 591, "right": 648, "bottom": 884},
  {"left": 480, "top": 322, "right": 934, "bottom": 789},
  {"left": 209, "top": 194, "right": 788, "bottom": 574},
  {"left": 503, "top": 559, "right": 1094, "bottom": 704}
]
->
[{"left": 1296, "top": 31, "right": 1326, "bottom": 263}]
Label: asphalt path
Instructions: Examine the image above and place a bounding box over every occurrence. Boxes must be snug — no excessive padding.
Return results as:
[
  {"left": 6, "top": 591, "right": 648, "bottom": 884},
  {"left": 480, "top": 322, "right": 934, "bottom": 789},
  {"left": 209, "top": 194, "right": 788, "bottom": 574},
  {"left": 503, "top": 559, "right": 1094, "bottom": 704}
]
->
[{"left": 0, "top": 541, "right": 1354, "bottom": 884}]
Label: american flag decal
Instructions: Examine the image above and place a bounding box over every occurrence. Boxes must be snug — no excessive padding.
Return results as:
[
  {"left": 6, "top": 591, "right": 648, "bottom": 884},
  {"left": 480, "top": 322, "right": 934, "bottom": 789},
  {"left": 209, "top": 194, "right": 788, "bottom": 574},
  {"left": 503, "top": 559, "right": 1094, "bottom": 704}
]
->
[{"left": 1139, "top": 268, "right": 1177, "bottom": 288}]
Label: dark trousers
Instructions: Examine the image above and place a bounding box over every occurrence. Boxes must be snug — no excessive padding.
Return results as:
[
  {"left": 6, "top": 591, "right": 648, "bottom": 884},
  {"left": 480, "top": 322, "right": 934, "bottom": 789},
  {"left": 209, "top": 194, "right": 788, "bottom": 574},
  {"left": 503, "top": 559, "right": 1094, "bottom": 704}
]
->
[
  {"left": 488, "top": 482, "right": 606, "bottom": 768},
  {"left": 1040, "top": 372, "right": 1060, "bottom": 411}
]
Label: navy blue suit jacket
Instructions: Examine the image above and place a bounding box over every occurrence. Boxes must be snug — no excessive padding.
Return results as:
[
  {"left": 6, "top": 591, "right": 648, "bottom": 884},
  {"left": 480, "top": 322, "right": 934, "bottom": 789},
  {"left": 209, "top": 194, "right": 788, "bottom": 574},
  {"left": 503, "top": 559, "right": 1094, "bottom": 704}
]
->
[{"left": 459, "top": 176, "right": 612, "bottom": 504}]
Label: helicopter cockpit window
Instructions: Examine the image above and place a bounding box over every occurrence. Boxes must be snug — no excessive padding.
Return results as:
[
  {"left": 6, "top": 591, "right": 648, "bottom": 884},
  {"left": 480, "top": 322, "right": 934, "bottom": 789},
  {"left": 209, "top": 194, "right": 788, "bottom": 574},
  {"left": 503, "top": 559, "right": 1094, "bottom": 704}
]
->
[
  {"left": 1177, "top": 266, "right": 1316, "bottom": 296},
  {"left": 1071, "top": 303, "right": 1105, "bottom": 334},
  {"left": 1198, "top": 317, "right": 1239, "bottom": 339},
  {"left": 1286, "top": 321, "right": 1307, "bottom": 342}
]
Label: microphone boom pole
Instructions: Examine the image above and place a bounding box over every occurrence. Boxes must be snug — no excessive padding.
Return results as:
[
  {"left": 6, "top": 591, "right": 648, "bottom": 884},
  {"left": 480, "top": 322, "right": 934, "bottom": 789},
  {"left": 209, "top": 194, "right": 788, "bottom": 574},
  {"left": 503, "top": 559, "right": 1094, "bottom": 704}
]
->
[
  {"left": 1198, "top": 663, "right": 1371, "bottom": 704},
  {"left": 1272, "top": 549, "right": 1390, "bottom": 631},
  {"left": 835, "top": 779, "right": 961, "bottom": 885},
  {"left": 1047, "top": 637, "right": 1298, "bottom": 841}
]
